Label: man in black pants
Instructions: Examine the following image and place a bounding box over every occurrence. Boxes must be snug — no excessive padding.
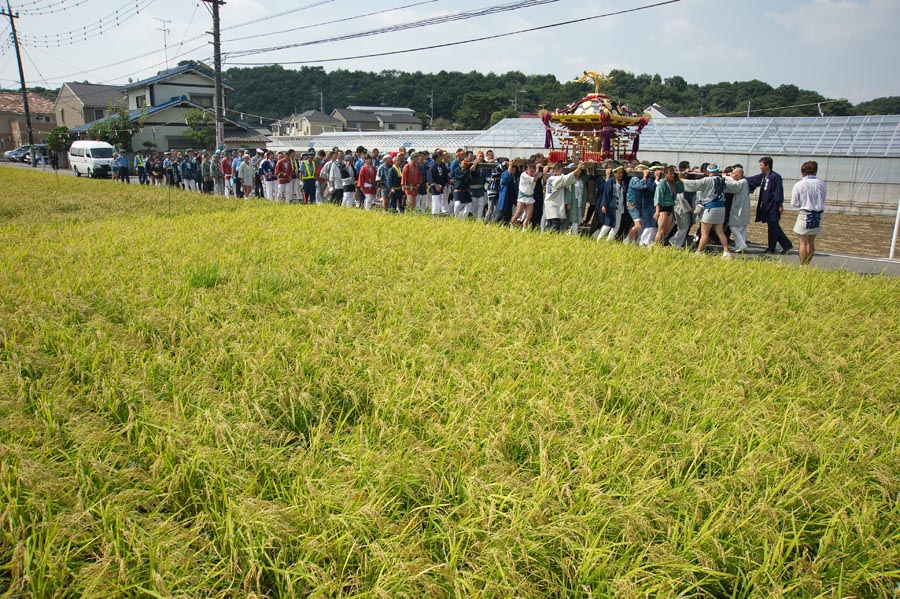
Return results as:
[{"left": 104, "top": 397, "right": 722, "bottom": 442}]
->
[{"left": 746, "top": 156, "right": 792, "bottom": 254}]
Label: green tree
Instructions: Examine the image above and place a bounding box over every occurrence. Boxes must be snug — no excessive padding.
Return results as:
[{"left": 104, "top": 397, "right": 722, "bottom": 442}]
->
[
  {"left": 432, "top": 117, "right": 452, "bottom": 130},
  {"left": 45, "top": 126, "right": 72, "bottom": 154},
  {"left": 455, "top": 92, "right": 502, "bottom": 130},
  {"left": 183, "top": 109, "right": 216, "bottom": 150},
  {"left": 87, "top": 103, "right": 145, "bottom": 151},
  {"left": 489, "top": 108, "right": 518, "bottom": 127}
]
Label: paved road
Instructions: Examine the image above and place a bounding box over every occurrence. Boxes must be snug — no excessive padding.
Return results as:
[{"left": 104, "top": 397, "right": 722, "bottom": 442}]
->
[{"left": 4, "top": 161, "right": 898, "bottom": 276}]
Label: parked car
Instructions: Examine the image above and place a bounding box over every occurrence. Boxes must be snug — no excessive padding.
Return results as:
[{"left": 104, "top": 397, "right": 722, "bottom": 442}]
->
[
  {"left": 3, "top": 144, "right": 43, "bottom": 162},
  {"left": 68, "top": 140, "right": 115, "bottom": 178},
  {"left": 23, "top": 146, "right": 48, "bottom": 164}
]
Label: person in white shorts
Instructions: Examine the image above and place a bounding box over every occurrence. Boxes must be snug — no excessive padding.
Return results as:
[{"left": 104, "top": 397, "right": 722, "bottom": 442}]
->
[
  {"left": 509, "top": 161, "right": 542, "bottom": 230},
  {"left": 791, "top": 160, "right": 826, "bottom": 265}
]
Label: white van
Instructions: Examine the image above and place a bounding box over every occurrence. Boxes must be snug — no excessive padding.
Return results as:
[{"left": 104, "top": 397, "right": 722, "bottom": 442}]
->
[{"left": 68, "top": 140, "right": 116, "bottom": 178}]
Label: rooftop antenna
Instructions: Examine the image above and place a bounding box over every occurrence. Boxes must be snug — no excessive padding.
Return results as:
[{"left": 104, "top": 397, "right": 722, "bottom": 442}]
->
[{"left": 154, "top": 18, "right": 172, "bottom": 69}]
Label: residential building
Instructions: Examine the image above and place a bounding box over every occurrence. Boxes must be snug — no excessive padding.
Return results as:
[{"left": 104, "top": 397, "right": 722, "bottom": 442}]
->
[
  {"left": 0, "top": 91, "right": 56, "bottom": 151},
  {"left": 54, "top": 82, "right": 124, "bottom": 129},
  {"left": 644, "top": 103, "right": 683, "bottom": 120},
  {"left": 331, "top": 107, "right": 381, "bottom": 132},
  {"left": 70, "top": 61, "right": 259, "bottom": 151},
  {"left": 347, "top": 105, "right": 423, "bottom": 131},
  {"left": 271, "top": 110, "right": 342, "bottom": 136}
]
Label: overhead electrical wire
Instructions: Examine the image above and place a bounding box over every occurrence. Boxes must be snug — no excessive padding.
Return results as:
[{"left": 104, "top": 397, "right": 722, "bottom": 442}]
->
[
  {"left": 220, "top": 0, "right": 438, "bottom": 45},
  {"left": 225, "top": 0, "right": 561, "bottom": 58},
  {"left": 17, "top": 0, "right": 90, "bottom": 16},
  {"left": 17, "top": 0, "right": 159, "bottom": 47},
  {"left": 32, "top": 0, "right": 439, "bottom": 84},
  {"left": 229, "top": 0, "right": 684, "bottom": 65}
]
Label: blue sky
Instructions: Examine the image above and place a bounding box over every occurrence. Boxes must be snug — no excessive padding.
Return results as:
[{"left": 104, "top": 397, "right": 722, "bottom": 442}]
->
[{"left": 1, "top": 0, "right": 896, "bottom": 103}]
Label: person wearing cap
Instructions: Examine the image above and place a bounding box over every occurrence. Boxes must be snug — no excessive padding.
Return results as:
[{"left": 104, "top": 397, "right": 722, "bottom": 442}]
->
[
  {"left": 428, "top": 151, "right": 449, "bottom": 216},
  {"left": 211, "top": 152, "right": 224, "bottom": 195},
  {"left": 231, "top": 151, "right": 244, "bottom": 198},
  {"left": 727, "top": 164, "right": 751, "bottom": 253},
  {"left": 510, "top": 160, "right": 542, "bottom": 230},
  {"left": 746, "top": 157, "right": 792, "bottom": 254},
  {"left": 275, "top": 149, "right": 294, "bottom": 203},
  {"left": 376, "top": 154, "right": 392, "bottom": 211},
  {"left": 597, "top": 165, "right": 626, "bottom": 241},
  {"left": 541, "top": 160, "right": 583, "bottom": 233},
  {"left": 790, "top": 161, "right": 826, "bottom": 265},
  {"left": 681, "top": 163, "right": 746, "bottom": 258},
  {"left": 402, "top": 151, "right": 423, "bottom": 212}
]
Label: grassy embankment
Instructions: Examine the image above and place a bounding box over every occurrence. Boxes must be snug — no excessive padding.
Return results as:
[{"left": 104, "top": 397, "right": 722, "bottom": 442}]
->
[{"left": 1, "top": 169, "right": 899, "bottom": 598}]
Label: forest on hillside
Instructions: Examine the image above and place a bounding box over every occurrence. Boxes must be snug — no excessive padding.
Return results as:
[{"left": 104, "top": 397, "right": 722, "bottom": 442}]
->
[{"left": 222, "top": 65, "right": 900, "bottom": 129}]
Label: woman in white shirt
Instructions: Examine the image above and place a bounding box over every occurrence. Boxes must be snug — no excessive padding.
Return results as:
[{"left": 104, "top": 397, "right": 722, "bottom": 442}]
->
[
  {"left": 238, "top": 155, "right": 255, "bottom": 198},
  {"left": 791, "top": 160, "right": 826, "bottom": 265}
]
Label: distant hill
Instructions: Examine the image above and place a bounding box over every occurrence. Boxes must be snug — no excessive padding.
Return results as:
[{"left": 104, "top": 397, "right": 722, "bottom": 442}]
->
[
  {"left": 0, "top": 86, "right": 59, "bottom": 103},
  {"left": 223, "top": 65, "right": 899, "bottom": 130}
]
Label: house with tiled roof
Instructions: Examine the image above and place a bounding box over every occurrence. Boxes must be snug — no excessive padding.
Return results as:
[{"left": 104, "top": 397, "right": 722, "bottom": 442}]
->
[
  {"left": 72, "top": 61, "right": 258, "bottom": 151},
  {"left": 0, "top": 91, "right": 56, "bottom": 151},
  {"left": 54, "top": 82, "right": 125, "bottom": 130}
]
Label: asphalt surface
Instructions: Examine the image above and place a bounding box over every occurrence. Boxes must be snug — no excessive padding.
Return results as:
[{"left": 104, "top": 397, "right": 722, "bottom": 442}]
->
[{"left": 3, "top": 160, "right": 898, "bottom": 277}]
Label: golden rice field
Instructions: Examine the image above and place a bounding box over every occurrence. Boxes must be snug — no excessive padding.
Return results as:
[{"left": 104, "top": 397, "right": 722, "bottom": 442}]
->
[{"left": 1, "top": 169, "right": 899, "bottom": 598}]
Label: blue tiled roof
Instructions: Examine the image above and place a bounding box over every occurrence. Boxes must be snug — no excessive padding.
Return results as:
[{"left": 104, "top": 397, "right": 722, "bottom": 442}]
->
[{"left": 70, "top": 98, "right": 246, "bottom": 133}]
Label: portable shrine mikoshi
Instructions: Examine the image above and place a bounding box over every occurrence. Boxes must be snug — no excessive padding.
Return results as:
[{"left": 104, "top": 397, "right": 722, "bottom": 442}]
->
[{"left": 541, "top": 70, "right": 651, "bottom": 165}]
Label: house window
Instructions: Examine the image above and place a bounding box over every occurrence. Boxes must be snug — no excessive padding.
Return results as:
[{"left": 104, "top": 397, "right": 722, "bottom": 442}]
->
[
  {"left": 136, "top": 95, "right": 147, "bottom": 108},
  {"left": 191, "top": 95, "right": 213, "bottom": 108},
  {"left": 387, "top": 123, "right": 396, "bottom": 130},
  {"left": 60, "top": 108, "right": 65, "bottom": 123},
  {"left": 94, "top": 108, "right": 106, "bottom": 121}
]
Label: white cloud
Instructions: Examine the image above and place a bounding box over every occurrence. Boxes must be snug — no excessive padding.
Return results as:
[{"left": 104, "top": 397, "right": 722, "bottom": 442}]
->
[{"left": 767, "top": 0, "right": 900, "bottom": 43}]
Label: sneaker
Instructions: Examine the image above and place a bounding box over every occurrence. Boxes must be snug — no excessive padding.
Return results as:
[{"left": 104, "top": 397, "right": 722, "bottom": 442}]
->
[{"left": 722, "top": 252, "right": 731, "bottom": 259}]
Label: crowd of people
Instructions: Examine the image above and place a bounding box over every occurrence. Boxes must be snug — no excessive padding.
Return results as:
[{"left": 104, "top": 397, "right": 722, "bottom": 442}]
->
[{"left": 110, "top": 146, "right": 827, "bottom": 265}]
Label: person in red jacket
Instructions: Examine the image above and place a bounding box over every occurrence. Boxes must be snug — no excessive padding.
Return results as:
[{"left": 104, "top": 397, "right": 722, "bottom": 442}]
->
[
  {"left": 275, "top": 149, "right": 295, "bottom": 203},
  {"left": 357, "top": 155, "right": 378, "bottom": 210},
  {"left": 221, "top": 153, "right": 233, "bottom": 197},
  {"left": 402, "top": 151, "right": 424, "bottom": 213}
]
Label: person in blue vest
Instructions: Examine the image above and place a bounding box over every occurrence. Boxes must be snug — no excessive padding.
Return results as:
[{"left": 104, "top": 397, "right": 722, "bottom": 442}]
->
[
  {"left": 113, "top": 152, "right": 130, "bottom": 183},
  {"left": 746, "top": 156, "right": 792, "bottom": 254},
  {"left": 626, "top": 163, "right": 654, "bottom": 244},
  {"left": 231, "top": 151, "right": 244, "bottom": 198}
]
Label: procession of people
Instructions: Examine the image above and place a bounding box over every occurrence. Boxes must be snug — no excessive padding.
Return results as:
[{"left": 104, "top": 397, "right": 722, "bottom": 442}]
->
[{"left": 112, "top": 145, "right": 826, "bottom": 265}]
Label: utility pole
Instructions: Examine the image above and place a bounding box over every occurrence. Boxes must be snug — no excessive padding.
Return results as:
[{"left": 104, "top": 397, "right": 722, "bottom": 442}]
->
[
  {"left": 428, "top": 90, "right": 434, "bottom": 129},
  {"left": 747, "top": 101, "right": 751, "bottom": 118},
  {"left": 154, "top": 18, "right": 172, "bottom": 69},
  {"left": 201, "top": 0, "right": 225, "bottom": 151},
  {"left": 312, "top": 90, "right": 323, "bottom": 114},
  {"left": 2, "top": 0, "right": 36, "bottom": 167}
]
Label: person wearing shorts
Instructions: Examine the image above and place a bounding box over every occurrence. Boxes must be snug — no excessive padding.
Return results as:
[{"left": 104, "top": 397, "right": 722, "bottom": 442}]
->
[
  {"left": 791, "top": 160, "right": 826, "bottom": 265},
  {"left": 682, "top": 163, "right": 746, "bottom": 258},
  {"left": 626, "top": 164, "right": 652, "bottom": 244},
  {"left": 653, "top": 165, "right": 683, "bottom": 244},
  {"left": 510, "top": 161, "right": 542, "bottom": 230}
]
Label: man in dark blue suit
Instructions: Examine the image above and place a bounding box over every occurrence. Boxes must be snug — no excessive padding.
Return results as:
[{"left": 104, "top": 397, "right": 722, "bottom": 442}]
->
[{"left": 746, "top": 156, "right": 793, "bottom": 254}]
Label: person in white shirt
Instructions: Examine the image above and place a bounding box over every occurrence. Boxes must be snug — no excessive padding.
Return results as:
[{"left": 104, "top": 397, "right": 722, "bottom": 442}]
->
[
  {"left": 727, "top": 165, "right": 751, "bottom": 253},
  {"left": 542, "top": 159, "right": 583, "bottom": 233},
  {"left": 510, "top": 162, "right": 542, "bottom": 230},
  {"left": 791, "top": 160, "right": 826, "bottom": 265},
  {"left": 682, "top": 164, "right": 746, "bottom": 258}
]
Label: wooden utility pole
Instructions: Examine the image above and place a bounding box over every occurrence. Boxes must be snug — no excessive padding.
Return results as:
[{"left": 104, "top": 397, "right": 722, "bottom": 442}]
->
[
  {"left": 1, "top": 0, "right": 36, "bottom": 167},
  {"left": 202, "top": 0, "right": 226, "bottom": 151}
]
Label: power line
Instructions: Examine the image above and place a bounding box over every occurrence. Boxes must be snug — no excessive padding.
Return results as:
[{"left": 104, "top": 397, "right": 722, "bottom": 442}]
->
[
  {"left": 17, "top": 0, "right": 90, "bottom": 16},
  {"left": 17, "top": 0, "right": 159, "bottom": 47},
  {"left": 220, "top": 0, "right": 334, "bottom": 34},
  {"left": 226, "top": 0, "right": 562, "bottom": 59},
  {"left": 220, "top": 0, "right": 438, "bottom": 45},
  {"left": 229, "top": 0, "right": 685, "bottom": 65}
]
